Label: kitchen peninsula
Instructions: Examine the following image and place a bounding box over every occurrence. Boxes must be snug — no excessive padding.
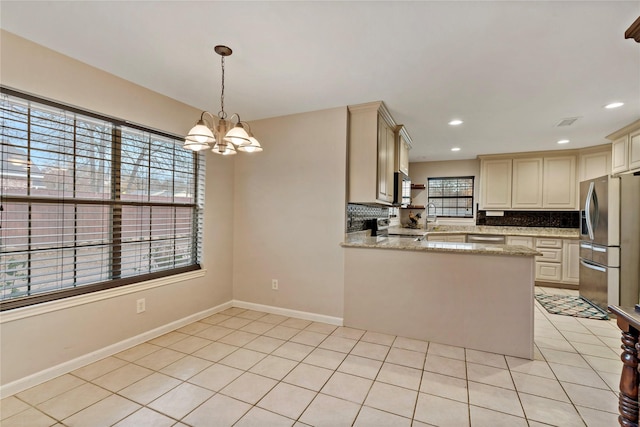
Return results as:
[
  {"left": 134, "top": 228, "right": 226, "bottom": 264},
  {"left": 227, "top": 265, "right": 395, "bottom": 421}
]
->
[{"left": 342, "top": 234, "right": 540, "bottom": 359}]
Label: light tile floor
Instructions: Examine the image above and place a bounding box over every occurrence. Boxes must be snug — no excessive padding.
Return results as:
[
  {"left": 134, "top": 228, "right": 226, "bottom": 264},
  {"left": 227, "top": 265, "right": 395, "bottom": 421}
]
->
[{"left": 1, "top": 287, "right": 623, "bottom": 426}]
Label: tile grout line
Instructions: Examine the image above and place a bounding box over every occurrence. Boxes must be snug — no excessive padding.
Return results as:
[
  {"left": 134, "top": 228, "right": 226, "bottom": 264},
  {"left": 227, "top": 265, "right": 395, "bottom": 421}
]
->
[
  {"left": 3, "top": 300, "right": 622, "bottom": 426},
  {"left": 534, "top": 293, "right": 616, "bottom": 424}
]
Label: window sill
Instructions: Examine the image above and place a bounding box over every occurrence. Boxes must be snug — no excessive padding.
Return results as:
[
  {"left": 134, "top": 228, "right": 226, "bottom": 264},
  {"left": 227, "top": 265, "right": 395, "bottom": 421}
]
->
[{"left": 0, "top": 269, "right": 206, "bottom": 324}]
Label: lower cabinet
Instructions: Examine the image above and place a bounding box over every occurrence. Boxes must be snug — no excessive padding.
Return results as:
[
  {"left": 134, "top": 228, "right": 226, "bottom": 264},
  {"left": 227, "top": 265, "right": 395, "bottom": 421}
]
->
[
  {"left": 506, "top": 236, "right": 578, "bottom": 286},
  {"left": 562, "top": 240, "right": 580, "bottom": 284},
  {"left": 429, "top": 234, "right": 579, "bottom": 286},
  {"left": 532, "top": 237, "right": 579, "bottom": 286}
]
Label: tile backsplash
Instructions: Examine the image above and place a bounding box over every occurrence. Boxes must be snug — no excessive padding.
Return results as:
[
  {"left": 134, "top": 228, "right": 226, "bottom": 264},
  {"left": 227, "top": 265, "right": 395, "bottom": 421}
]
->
[
  {"left": 476, "top": 209, "right": 579, "bottom": 228},
  {"left": 346, "top": 204, "right": 389, "bottom": 232}
]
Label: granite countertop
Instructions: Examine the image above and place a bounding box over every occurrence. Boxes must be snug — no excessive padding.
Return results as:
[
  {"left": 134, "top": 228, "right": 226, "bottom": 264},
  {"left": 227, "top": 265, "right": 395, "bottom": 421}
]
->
[
  {"left": 388, "top": 225, "right": 580, "bottom": 239},
  {"left": 342, "top": 234, "right": 541, "bottom": 257}
]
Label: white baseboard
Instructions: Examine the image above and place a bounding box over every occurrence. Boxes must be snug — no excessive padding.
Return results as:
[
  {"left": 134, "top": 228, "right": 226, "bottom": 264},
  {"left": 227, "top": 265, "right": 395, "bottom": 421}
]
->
[
  {"left": 0, "top": 300, "right": 232, "bottom": 398},
  {"left": 232, "top": 300, "right": 343, "bottom": 326},
  {"left": 1, "top": 299, "right": 342, "bottom": 398}
]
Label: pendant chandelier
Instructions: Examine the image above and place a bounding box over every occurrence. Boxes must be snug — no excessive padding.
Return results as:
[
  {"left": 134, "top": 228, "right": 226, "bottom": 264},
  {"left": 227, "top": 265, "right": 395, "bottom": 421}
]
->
[{"left": 184, "top": 45, "right": 262, "bottom": 155}]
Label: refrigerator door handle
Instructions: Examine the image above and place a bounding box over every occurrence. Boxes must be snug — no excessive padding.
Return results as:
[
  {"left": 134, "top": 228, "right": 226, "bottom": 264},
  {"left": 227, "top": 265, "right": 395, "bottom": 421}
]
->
[
  {"left": 592, "top": 246, "right": 607, "bottom": 253},
  {"left": 580, "top": 242, "right": 593, "bottom": 250},
  {"left": 580, "top": 259, "right": 606, "bottom": 273},
  {"left": 584, "top": 182, "right": 595, "bottom": 240}
]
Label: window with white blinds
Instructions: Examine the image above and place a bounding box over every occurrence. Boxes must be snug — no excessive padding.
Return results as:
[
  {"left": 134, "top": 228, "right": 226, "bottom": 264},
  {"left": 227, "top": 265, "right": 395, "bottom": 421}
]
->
[
  {"left": 0, "top": 89, "right": 204, "bottom": 310},
  {"left": 427, "top": 176, "right": 474, "bottom": 218}
]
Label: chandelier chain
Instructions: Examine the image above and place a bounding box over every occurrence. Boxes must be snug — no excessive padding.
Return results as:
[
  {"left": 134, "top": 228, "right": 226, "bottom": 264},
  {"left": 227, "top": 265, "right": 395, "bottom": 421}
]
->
[{"left": 219, "top": 55, "right": 227, "bottom": 119}]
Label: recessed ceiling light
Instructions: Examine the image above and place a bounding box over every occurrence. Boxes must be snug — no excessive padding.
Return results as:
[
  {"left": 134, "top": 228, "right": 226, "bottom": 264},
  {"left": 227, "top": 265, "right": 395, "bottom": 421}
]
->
[
  {"left": 605, "top": 102, "right": 624, "bottom": 109},
  {"left": 557, "top": 139, "right": 570, "bottom": 144},
  {"left": 448, "top": 119, "right": 463, "bottom": 126},
  {"left": 451, "top": 147, "right": 461, "bottom": 151}
]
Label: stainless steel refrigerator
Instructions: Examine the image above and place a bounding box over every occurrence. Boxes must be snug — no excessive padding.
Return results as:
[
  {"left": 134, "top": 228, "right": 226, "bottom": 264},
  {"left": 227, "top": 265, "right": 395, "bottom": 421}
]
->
[{"left": 579, "top": 173, "right": 640, "bottom": 310}]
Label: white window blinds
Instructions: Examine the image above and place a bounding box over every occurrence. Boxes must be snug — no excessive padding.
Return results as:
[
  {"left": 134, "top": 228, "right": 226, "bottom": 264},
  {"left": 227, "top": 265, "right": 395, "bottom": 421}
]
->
[
  {"left": 0, "top": 90, "right": 204, "bottom": 310},
  {"left": 427, "top": 176, "right": 474, "bottom": 218}
]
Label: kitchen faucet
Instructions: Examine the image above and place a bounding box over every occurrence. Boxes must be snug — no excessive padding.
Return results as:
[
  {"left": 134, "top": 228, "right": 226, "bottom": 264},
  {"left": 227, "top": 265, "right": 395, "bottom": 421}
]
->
[{"left": 426, "top": 202, "right": 437, "bottom": 225}]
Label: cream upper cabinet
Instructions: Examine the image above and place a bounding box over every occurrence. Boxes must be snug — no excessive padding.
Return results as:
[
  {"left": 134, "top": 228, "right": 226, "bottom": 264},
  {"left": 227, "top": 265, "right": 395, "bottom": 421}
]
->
[
  {"left": 348, "top": 101, "right": 397, "bottom": 205},
  {"left": 579, "top": 146, "right": 611, "bottom": 181},
  {"left": 480, "top": 154, "right": 576, "bottom": 210},
  {"left": 377, "top": 115, "right": 395, "bottom": 203},
  {"left": 480, "top": 158, "right": 512, "bottom": 209},
  {"left": 629, "top": 129, "right": 640, "bottom": 171},
  {"left": 512, "top": 158, "right": 543, "bottom": 209},
  {"left": 542, "top": 156, "right": 576, "bottom": 209},
  {"left": 612, "top": 135, "right": 629, "bottom": 175},
  {"left": 396, "top": 126, "right": 411, "bottom": 177},
  {"left": 608, "top": 119, "right": 640, "bottom": 175}
]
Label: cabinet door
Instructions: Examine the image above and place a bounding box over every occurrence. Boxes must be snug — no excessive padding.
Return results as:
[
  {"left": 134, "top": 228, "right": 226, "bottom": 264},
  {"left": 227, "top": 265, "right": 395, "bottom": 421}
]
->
[
  {"left": 377, "top": 115, "right": 394, "bottom": 203},
  {"left": 480, "top": 159, "right": 512, "bottom": 209},
  {"left": 446, "top": 235, "right": 466, "bottom": 243},
  {"left": 542, "top": 156, "right": 576, "bottom": 209},
  {"left": 629, "top": 130, "right": 640, "bottom": 171},
  {"left": 579, "top": 149, "right": 611, "bottom": 181},
  {"left": 512, "top": 158, "right": 543, "bottom": 209},
  {"left": 612, "top": 136, "right": 629, "bottom": 174},
  {"left": 399, "top": 138, "right": 410, "bottom": 176},
  {"left": 387, "top": 125, "right": 395, "bottom": 198},
  {"left": 536, "top": 262, "right": 562, "bottom": 282},
  {"left": 506, "top": 236, "right": 534, "bottom": 248},
  {"left": 562, "top": 240, "right": 579, "bottom": 284}
]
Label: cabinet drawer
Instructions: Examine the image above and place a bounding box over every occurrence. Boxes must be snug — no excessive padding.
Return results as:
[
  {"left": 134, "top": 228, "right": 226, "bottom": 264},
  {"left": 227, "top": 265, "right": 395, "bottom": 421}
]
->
[
  {"left": 536, "top": 248, "right": 562, "bottom": 263},
  {"left": 506, "top": 236, "right": 534, "bottom": 249},
  {"left": 536, "top": 262, "right": 562, "bottom": 282},
  {"left": 536, "top": 238, "right": 562, "bottom": 249}
]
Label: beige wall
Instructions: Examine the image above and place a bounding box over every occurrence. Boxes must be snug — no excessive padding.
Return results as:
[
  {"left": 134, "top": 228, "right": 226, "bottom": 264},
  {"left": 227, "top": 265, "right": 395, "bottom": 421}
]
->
[
  {"left": 232, "top": 108, "right": 348, "bottom": 318},
  {"left": 0, "top": 30, "right": 197, "bottom": 136},
  {"left": 0, "top": 31, "right": 235, "bottom": 386}
]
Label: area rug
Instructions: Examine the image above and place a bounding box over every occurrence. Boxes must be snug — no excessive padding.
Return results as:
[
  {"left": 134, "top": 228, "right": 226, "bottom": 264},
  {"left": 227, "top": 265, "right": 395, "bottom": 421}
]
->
[{"left": 535, "top": 293, "right": 609, "bottom": 320}]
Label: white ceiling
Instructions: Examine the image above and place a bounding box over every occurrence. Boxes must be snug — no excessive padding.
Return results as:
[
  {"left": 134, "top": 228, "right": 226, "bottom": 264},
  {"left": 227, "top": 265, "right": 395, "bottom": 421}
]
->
[{"left": 1, "top": 1, "right": 639, "bottom": 161}]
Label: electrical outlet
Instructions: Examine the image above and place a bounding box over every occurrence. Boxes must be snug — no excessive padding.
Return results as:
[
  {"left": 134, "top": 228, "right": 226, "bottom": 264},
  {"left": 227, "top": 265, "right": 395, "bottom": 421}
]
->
[
  {"left": 136, "top": 298, "right": 146, "bottom": 313},
  {"left": 271, "top": 279, "right": 278, "bottom": 290}
]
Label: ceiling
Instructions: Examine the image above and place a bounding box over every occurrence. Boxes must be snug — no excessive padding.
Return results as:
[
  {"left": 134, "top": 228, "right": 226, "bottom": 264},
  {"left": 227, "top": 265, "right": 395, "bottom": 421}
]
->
[{"left": 1, "top": 1, "right": 639, "bottom": 161}]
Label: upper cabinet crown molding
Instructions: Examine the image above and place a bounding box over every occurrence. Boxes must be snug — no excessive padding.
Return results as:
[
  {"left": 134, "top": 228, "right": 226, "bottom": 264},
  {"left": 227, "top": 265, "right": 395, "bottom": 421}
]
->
[
  {"left": 606, "top": 118, "right": 640, "bottom": 141},
  {"left": 478, "top": 148, "right": 578, "bottom": 160},
  {"left": 348, "top": 101, "right": 396, "bottom": 128}
]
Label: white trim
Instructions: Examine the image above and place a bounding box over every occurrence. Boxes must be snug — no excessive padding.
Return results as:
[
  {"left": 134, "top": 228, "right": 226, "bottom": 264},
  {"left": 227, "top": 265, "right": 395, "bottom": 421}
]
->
[
  {"left": 0, "top": 297, "right": 343, "bottom": 397},
  {"left": 0, "top": 298, "right": 231, "bottom": 398},
  {"left": 0, "top": 269, "right": 207, "bottom": 324},
  {"left": 232, "top": 300, "right": 343, "bottom": 326}
]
